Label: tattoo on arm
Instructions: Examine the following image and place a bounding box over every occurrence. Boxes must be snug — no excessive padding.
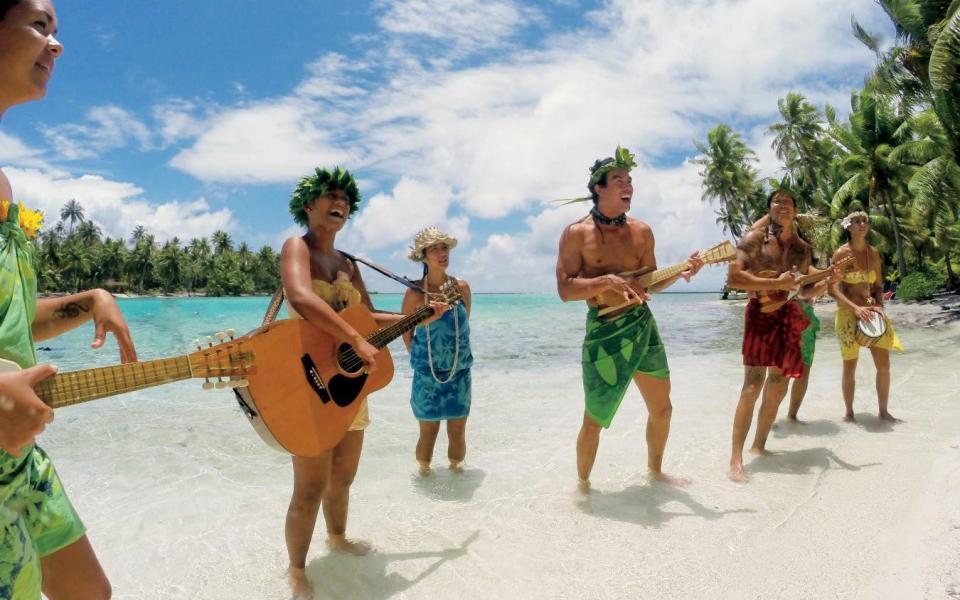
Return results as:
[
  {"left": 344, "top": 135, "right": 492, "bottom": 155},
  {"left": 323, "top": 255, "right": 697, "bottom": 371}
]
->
[{"left": 54, "top": 301, "right": 90, "bottom": 319}]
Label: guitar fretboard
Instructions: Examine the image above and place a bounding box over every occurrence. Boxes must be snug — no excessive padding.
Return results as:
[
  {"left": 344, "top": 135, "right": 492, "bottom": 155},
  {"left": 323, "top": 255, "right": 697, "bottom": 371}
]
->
[{"left": 36, "top": 357, "right": 194, "bottom": 409}]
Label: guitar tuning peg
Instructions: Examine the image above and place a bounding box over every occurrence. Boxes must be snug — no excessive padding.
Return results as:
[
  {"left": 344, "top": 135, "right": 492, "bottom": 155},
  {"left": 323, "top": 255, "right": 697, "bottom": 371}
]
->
[
  {"left": 206, "top": 335, "right": 213, "bottom": 347},
  {"left": 232, "top": 379, "right": 249, "bottom": 388},
  {"left": 216, "top": 331, "right": 226, "bottom": 342},
  {"left": 193, "top": 339, "right": 201, "bottom": 350},
  {"left": 201, "top": 381, "right": 214, "bottom": 391},
  {"left": 214, "top": 380, "right": 227, "bottom": 389},
  {"left": 226, "top": 328, "right": 236, "bottom": 339}
]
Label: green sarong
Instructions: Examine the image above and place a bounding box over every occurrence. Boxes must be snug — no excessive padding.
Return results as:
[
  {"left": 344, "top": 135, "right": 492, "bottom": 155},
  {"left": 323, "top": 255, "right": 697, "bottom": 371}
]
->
[
  {"left": 1, "top": 204, "right": 86, "bottom": 599},
  {"left": 582, "top": 303, "right": 669, "bottom": 428},
  {"left": 799, "top": 301, "right": 820, "bottom": 367}
]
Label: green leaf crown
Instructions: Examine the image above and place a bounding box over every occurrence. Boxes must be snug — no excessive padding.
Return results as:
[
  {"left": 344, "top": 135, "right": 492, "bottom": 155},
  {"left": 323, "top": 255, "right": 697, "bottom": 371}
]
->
[{"left": 289, "top": 166, "right": 361, "bottom": 226}]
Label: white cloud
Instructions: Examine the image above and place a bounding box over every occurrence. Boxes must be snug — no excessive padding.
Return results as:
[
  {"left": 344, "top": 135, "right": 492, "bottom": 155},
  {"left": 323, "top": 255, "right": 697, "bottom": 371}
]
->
[
  {"left": 0, "top": 131, "right": 52, "bottom": 170},
  {"left": 169, "top": 99, "right": 355, "bottom": 183},
  {"left": 5, "top": 167, "right": 234, "bottom": 243},
  {"left": 44, "top": 105, "right": 153, "bottom": 160},
  {"left": 339, "top": 176, "right": 467, "bottom": 250},
  {"left": 376, "top": 0, "right": 539, "bottom": 54}
]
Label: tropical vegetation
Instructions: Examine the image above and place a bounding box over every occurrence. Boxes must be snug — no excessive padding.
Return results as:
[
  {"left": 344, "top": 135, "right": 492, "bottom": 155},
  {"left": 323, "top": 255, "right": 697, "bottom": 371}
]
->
[
  {"left": 695, "top": 0, "right": 960, "bottom": 297},
  {"left": 30, "top": 206, "right": 280, "bottom": 296}
]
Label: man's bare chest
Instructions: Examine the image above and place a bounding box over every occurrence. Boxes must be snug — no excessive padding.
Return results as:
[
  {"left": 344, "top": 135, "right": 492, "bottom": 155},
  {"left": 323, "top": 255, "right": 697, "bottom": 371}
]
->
[{"left": 580, "top": 232, "right": 647, "bottom": 276}]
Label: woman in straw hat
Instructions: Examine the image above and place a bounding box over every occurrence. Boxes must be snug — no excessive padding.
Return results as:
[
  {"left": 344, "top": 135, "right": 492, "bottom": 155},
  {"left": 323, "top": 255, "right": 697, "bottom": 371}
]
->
[
  {"left": 828, "top": 209, "right": 902, "bottom": 423},
  {"left": 281, "top": 168, "right": 448, "bottom": 598},
  {"left": 402, "top": 227, "right": 473, "bottom": 476}
]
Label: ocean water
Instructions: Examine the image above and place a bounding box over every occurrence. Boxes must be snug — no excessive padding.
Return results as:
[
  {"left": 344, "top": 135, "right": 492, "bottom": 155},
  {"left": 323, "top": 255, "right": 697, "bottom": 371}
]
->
[{"left": 35, "top": 294, "right": 959, "bottom": 599}]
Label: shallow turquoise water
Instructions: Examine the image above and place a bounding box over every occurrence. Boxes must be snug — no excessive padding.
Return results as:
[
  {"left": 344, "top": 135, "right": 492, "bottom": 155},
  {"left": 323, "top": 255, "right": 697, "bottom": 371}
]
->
[{"left": 41, "top": 293, "right": 767, "bottom": 375}]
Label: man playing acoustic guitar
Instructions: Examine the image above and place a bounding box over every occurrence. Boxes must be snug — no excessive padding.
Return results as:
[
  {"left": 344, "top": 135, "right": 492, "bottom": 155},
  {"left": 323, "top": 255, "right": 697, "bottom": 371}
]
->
[
  {"left": 727, "top": 189, "right": 833, "bottom": 482},
  {"left": 2, "top": 1, "right": 139, "bottom": 598},
  {"left": 556, "top": 146, "right": 703, "bottom": 492}
]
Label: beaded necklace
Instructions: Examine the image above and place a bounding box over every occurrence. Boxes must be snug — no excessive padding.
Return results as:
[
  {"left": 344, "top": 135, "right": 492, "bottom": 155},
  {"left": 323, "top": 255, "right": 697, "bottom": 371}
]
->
[{"left": 424, "top": 275, "right": 460, "bottom": 384}]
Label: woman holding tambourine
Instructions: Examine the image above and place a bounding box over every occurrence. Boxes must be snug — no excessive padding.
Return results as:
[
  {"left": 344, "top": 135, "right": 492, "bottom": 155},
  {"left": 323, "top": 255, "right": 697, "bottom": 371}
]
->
[{"left": 828, "top": 210, "right": 903, "bottom": 422}]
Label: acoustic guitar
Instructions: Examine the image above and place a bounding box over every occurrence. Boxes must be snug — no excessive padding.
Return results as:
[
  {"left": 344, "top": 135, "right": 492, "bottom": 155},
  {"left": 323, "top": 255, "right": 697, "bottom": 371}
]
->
[
  {"left": 755, "top": 255, "right": 854, "bottom": 313},
  {"left": 595, "top": 241, "right": 737, "bottom": 317},
  {"left": 2, "top": 280, "right": 461, "bottom": 458},
  {"left": 235, "top": 279, "right": 461, "bottom": 456}
]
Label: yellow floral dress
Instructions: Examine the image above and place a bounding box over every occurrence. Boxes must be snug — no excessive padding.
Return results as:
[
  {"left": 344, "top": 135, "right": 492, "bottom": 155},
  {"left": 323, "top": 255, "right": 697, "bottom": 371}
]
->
[{"left": 834, "top": 270, "right": 904, "bottom": 360}]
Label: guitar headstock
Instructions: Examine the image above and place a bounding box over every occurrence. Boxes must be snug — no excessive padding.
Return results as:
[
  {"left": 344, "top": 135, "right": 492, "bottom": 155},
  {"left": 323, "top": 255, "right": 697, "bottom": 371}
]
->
[
  {"left": 188, "top": 328, "right": 256, "bottom": 390},
  {"left": 699, "top": 241, "right": 737, "bottom": 265},
  {"left": 427, "top": 279, "right": 464, "bottom": 306}
]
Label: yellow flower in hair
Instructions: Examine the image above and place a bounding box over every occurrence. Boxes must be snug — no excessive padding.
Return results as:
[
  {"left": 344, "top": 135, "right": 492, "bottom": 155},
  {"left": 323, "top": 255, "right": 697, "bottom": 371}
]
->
[{"left": 0, "top": 200, "right": 45, "bottom": 240}]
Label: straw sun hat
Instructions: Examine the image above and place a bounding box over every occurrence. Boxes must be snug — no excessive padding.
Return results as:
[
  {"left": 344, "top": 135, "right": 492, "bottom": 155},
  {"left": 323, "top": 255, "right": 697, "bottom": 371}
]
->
[{"left": 408, "top": 227, "right": 458, "bottom": 262}]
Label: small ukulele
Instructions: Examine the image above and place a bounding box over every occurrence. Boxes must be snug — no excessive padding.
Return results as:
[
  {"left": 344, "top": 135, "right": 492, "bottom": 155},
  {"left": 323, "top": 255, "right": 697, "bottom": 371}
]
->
[
  {"left": 595, "top": 241, "right": 737, "bottom": 316},
  {"left": 755, "top": 255, "right": 854, "bottom": 313}
]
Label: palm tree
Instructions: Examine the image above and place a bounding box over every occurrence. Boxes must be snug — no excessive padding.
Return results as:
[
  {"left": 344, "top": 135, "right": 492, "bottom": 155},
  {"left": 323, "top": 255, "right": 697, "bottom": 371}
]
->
[
  {"left": 98, "top": 238, "right": 128, "bottom": 284},
  {"left": 693, "top": 124, "right": 762, "bottom": 239},
  {"left": 827, "top": 92, "right": 914, "bottom": 276},
  {"left": 61, "top": 240, "right": 91, "bottom": 292},
  {"left": 212, "top": 230, "right": 233, "bottom": 255},
  {"left": 73, "top": 220, "right": 102, "bottom": 247},
  {"left": 157, "top": 240, "right": 184, "bottom": 293},
  {"left": 768, "top": 93, "right": 835, "bottom": 206},
  {"left": 129, "top": 225, "right": 147, "bottom": 247},
  {"left": 254, "top": 246, "right": 280, "bottom": 292},
  {"left": 127, "top": 235, "right": 156, "bottom": 293},
  {"left": 59, "top": 199, "right": 85, "bottom": 236}
]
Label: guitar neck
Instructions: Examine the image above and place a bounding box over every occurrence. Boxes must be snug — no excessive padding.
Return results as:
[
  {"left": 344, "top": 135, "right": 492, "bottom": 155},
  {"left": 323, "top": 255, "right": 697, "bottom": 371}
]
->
[
  {"left": 647, "top": 260, "right": 692, "bottom": 287},
  {"left": 36, "top": 357, "right": 194, "bottom": 409},
  {"left": 367, "top": 305, "right": 437, "bottom": 349},
  {"left": 796, "top": 269, "right": 832, "bottom": 288}
]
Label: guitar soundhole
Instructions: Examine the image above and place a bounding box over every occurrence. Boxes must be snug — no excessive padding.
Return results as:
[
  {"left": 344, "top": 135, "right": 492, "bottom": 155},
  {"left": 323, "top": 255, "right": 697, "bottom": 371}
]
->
[{"left": 336, "top": 343, "right": 364, "bottom": 375}]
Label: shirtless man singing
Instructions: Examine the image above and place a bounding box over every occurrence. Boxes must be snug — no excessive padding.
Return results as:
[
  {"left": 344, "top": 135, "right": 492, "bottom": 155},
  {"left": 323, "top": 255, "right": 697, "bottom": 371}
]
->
[{"left": 556, "top": 146, "right": 703, "bottom": 491}]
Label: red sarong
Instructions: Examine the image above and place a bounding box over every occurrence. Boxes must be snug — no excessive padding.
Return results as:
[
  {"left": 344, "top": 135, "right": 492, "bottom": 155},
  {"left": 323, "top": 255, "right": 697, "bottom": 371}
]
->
[{"left": 742, "top": 299, "right": 810, "bottom": 379}]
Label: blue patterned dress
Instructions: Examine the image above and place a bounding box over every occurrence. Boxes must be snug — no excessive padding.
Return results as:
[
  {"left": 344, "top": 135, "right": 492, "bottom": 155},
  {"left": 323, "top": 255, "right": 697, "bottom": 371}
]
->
[{"left": 409, "top": 302, "right": 473, "bottom": 421}]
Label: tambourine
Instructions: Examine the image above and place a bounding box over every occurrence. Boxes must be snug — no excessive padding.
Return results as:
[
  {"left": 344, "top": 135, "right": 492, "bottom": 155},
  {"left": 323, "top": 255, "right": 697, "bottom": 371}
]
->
[{"left": 855, "top": 311, "right": 888, "bottom": 347}]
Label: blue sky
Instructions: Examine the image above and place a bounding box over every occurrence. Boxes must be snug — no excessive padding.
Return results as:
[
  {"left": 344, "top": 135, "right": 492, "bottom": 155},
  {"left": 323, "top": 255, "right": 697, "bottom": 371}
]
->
[{"left": 2, "top": 0, "right": 892, "bottom": 292}]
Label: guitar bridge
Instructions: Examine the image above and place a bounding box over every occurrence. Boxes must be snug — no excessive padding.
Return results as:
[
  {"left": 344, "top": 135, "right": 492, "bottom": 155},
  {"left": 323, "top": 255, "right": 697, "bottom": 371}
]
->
[{"left": 300, "top": 354, "right": 331, "bottom": 404}]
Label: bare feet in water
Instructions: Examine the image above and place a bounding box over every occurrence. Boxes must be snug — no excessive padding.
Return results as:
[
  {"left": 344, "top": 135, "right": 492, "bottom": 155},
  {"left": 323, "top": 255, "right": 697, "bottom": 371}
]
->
[
  {"left": 417, "top": 460, "right": 431, "bottom": 477},
  {"left": 748, "top": 447, "right": 774, "bottom": 456},
  {"left": 287, "top": 566, "right": 313, "bottom": 600},
  {"left": 787, "top": 415, "right": 806, "bottom": 424},
  {"left": 879, "top": 411, "right": 901, "bottom": 423},
  {"left": 577, "top": 478, "right": 591, "bottom": 494},
  {"left": 729, "top": 463, "right": 749, "bottom": 483},
  {"left": 650, "top": 471, "right": 691, "bottom": 488},
  {"left": 843, "top": 413, "right": 857, "bottom": 423},
  {"left": 449, "top": 460, "right": 464, "bottom": 473},
  {"left": 327, "top": 535, "right": 372, "bottom": 556}
]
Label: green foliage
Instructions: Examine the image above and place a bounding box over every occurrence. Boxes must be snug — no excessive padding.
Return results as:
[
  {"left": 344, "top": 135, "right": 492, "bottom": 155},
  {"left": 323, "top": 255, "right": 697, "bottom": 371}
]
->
[
  {"left": 34, "top": 201, "right": 282, "bottom": 297},
  {"left": 897, "top": 269, "right": 946, "bottom": 300}
]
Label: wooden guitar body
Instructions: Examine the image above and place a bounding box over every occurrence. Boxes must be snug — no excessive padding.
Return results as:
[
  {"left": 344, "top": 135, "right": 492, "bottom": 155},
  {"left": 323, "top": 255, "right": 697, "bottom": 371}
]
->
[
  {"left": 755, "top": 270, "right": 794, "bottom": 313},
  {"left": 236, "top": 306, "right": 394, "bottom": 457}
]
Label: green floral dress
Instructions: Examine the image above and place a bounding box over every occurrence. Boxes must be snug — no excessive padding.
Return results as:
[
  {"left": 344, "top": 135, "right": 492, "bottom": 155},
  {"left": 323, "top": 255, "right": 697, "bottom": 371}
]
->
[{"left": 1, "top": 204, "right": 86, "bottom": 599}]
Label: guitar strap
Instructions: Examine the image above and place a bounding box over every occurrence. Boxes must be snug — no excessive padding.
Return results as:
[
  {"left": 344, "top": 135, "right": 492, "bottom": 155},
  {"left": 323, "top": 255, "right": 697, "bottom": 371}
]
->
[{"left": 260, "top": 250, "right": 426, "bottom": 325}]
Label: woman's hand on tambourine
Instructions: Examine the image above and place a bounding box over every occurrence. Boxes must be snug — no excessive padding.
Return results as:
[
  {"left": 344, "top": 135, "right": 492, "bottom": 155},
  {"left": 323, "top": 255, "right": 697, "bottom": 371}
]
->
[{"left": 854, "top": 305, "right": 881, "bottom": 324}]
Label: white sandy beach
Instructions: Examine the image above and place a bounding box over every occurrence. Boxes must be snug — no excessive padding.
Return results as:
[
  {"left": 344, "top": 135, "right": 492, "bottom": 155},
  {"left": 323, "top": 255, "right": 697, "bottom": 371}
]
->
[{"left": 36, "top": 298, "right": 960, "bottom": 600}]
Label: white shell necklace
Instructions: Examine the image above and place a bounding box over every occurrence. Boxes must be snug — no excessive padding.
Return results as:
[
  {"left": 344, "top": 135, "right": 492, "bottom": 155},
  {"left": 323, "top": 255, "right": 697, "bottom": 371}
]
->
[{"left": 424, "top": 275, "right": 460, "bottom": 384}]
